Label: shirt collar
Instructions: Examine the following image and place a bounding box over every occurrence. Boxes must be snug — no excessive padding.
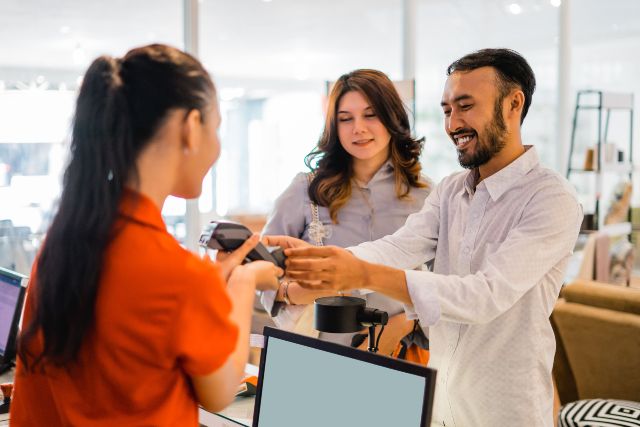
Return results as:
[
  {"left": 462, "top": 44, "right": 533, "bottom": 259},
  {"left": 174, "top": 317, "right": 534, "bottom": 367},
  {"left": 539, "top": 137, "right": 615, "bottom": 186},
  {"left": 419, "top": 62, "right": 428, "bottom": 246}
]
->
[
  {"left": 463, "top": 145, "right": 539, "bottom": 201},
  {"left": 359, "top": 160, "right": 395, "bottom": 188},
  {"left": 119, "top": 188, "right": 167, "bottom": 231}
]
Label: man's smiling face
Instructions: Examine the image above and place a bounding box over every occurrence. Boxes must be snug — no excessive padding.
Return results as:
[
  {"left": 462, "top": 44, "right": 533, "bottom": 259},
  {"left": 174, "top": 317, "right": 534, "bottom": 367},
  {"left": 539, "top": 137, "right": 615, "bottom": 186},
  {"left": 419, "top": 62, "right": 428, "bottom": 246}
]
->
[{"left": 440, "top": 66, "right": 508, "bottom": 169}]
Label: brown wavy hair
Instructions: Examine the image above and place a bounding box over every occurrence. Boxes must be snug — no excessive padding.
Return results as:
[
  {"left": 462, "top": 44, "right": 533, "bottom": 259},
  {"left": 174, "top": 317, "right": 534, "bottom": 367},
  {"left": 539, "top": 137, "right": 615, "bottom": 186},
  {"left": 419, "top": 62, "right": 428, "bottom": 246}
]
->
[{"left": 305, "top": 69, "right": 426, "bottom": 223}]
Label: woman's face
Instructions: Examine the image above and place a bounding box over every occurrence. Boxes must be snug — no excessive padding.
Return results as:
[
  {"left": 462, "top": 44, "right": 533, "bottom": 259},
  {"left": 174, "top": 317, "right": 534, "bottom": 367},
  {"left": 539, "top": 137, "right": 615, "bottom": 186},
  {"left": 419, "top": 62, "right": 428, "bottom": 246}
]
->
[{"left": 336, "top": 90, "right": 391, "bottom": 167}]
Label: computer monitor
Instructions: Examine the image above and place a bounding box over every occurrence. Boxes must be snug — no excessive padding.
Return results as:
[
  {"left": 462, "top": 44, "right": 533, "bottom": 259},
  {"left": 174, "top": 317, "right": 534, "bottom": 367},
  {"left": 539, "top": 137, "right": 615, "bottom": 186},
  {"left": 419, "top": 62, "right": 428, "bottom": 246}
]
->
[
  {"left": 0, "top": 266, "right": 27, "bottom": 373},
  {"left": 253, "top": 326, "right": 436, "bottom": 427}
]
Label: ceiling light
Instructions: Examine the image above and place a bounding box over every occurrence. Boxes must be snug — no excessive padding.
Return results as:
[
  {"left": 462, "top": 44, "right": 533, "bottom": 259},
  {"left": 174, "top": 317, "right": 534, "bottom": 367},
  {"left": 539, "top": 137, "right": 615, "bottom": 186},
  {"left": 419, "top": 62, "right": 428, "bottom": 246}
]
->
[
  {"left": 550, "top": 0, "right": 561, "bottom": 6},
  {"left": 508, "top": 3, "right": 522, "bottom": 14}
]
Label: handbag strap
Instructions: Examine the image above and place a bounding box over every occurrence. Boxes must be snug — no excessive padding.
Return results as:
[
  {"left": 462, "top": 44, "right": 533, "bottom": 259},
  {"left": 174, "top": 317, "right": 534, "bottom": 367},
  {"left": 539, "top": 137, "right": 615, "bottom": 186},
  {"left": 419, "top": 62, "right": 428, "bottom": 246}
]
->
[{"left": 306, "top": 172, "right": 324, "bottom": 247}]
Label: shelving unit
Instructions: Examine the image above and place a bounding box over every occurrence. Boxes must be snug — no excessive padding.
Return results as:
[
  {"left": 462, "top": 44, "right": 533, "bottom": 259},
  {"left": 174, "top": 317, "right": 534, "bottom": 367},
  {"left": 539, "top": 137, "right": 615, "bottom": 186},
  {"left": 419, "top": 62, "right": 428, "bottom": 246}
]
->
[{"left": 566, "top": 90, "right": 635, "bottom": 232}]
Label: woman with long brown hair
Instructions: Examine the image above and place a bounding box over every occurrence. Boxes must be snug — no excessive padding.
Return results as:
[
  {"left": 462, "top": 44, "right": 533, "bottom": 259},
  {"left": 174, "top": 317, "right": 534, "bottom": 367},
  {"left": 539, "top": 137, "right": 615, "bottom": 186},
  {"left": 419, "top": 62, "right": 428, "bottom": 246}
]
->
[{"left": 261, "top": 69, "right": 431, "bottom": 353}]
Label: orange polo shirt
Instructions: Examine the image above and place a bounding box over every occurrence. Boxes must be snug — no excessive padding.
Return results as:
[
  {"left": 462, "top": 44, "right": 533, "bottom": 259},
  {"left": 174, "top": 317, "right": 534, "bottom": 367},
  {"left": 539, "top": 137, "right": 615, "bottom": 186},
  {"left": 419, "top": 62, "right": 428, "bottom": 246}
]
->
[{"left": 11, "top": 190, "right": 238, "bottom": 426}]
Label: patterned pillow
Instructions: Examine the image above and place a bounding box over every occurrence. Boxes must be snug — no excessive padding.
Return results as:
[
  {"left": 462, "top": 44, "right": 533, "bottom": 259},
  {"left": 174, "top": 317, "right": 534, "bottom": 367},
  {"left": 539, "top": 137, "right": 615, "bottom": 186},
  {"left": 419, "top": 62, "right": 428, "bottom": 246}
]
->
[{"left": 559, "top": 399, "right": 640, "bottom": 427}]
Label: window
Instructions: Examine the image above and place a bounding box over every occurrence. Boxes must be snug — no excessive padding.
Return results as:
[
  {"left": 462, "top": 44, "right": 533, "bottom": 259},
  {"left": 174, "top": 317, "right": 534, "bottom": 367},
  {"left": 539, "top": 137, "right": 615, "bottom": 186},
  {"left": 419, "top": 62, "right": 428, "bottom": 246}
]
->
[
  {"left": 415, "top": 0, "right": 560, "bottom": 183},
  {"left": 199, "top": 0, "right": 404, "bottom": 216},
  {"left": 0, "top": 0, "right": 182, "bottom": 273}
]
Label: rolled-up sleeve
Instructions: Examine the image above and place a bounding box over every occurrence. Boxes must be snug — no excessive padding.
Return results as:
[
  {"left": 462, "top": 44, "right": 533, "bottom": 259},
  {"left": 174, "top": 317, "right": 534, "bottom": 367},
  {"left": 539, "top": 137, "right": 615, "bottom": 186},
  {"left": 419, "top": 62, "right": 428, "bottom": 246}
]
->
[{"left": 349, "top": 183, "right": 441, "bottom": 320}]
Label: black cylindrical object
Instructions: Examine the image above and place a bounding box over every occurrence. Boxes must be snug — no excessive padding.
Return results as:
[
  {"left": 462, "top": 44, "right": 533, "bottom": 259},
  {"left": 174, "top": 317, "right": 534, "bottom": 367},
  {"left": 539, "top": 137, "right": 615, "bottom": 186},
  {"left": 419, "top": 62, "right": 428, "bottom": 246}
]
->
[{"left": 314, "top": 296, "right": 365, "bottom": 333}]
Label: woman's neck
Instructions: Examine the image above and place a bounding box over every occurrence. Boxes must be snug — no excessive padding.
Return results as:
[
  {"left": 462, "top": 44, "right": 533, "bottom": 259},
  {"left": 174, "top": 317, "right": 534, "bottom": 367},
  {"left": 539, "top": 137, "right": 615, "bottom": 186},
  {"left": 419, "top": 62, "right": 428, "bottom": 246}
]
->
[
  {"left": 352, "top": 153, "right": 389, "bottom": 185},
  {"left": 128, "top": 139, "right": 177, "bottom": 210}
]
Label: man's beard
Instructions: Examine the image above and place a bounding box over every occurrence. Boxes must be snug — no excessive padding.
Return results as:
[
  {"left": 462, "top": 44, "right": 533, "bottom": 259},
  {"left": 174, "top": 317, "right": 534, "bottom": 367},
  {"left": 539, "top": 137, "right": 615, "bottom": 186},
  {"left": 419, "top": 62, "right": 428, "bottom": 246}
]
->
[{"left": 457, "top": 102, "right": 508, "bottom": 169}]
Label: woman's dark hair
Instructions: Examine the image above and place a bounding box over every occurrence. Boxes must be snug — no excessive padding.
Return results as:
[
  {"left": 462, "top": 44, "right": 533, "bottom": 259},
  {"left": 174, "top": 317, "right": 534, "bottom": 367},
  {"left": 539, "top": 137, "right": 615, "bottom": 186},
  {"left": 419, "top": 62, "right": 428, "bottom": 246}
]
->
[
  {"left": 19, "top": 44, "right": 215, "bottom": 368},
  {"left": 446, "top": 48, "right": 536, "bottom": 124},
  {"left": 305, "top": 69, "right": 426, "bottom": 223}
]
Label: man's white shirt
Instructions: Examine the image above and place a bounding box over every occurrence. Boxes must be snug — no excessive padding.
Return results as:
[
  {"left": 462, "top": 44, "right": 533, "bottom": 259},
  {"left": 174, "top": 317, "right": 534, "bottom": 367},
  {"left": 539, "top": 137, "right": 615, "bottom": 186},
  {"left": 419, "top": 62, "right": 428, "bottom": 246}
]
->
[{"left": 350, "top": 146, "right": 582, "bottom": 427}]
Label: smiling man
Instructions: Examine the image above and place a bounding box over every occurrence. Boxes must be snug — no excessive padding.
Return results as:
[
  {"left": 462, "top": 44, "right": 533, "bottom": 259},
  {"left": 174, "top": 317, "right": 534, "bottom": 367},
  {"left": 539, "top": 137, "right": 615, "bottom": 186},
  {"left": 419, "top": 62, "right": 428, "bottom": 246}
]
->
[{"left": 265, "top": 49, "right": 582, "bottom": 427}]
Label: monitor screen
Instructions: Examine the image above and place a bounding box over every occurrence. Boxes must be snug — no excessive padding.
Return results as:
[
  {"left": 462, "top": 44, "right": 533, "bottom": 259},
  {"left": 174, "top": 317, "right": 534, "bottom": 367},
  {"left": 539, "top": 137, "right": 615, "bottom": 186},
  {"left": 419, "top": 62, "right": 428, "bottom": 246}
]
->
[
  {"left": 254, "top": 327, "right": 435, "bottom": 427},
  {"left": 0, "top": 268, "right": 25, "bottom": 357}
]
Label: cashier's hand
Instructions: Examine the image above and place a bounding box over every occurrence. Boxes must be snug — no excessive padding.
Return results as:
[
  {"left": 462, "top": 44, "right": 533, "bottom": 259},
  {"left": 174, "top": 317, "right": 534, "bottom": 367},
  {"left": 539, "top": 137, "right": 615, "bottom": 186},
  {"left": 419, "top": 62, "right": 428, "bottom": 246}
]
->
[
  {"left": 284, "top": 246, "right": 367, "bottom": 292},
  {"left": 215, "top": 234, "right": 260, "bottom": 280},
  {"left": 243, "top": 261, "right": 282, "bottom": 291},
  {"left": 215, "top": 234, "right": 283, "bottom": 287}
]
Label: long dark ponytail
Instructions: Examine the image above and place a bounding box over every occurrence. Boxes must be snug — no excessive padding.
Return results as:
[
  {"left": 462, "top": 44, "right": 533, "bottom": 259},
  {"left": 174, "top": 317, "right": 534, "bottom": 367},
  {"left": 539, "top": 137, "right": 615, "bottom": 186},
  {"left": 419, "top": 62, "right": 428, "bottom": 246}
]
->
[{"left": 19, "top": 44, "right": 215, "bottom": 368}]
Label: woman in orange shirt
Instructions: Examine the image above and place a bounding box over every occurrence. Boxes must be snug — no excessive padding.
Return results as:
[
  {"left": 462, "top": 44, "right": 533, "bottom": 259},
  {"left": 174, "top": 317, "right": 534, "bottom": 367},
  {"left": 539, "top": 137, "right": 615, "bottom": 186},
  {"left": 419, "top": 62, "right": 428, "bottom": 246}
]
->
[{"left": 10, "top": 44, "right": 281, "bottom": 426}]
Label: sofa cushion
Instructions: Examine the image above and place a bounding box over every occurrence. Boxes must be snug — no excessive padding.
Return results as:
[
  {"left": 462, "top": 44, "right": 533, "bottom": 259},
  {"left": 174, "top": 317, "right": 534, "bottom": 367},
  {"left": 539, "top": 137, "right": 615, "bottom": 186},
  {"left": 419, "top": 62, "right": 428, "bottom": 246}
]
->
[
  {"left": 561, "top": 281, "right": 640, "bottom": 315},
  {"left": 559, "top": 399, "right": 640, "bottom": 426},
  {"left": 552, "top": 301, "right": 640, "bottom": 400}
]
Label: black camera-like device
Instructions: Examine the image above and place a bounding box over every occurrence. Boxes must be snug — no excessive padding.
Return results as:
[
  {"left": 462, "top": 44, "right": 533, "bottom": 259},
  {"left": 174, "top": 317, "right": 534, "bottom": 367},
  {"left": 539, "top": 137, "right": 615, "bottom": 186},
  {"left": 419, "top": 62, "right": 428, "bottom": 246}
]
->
[{"left": 199, "top": 220, "right": 286, "bottom": 269}]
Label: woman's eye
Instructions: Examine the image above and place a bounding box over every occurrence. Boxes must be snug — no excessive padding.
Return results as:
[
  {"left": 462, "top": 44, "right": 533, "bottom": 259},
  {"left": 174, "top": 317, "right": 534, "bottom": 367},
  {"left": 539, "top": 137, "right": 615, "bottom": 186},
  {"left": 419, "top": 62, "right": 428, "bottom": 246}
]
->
[
  {"left": 338, "top": 117, "right": 352, "bottom": 122},
  {"left": 365, "top": 114, "right": 377, "bottom": 119}
]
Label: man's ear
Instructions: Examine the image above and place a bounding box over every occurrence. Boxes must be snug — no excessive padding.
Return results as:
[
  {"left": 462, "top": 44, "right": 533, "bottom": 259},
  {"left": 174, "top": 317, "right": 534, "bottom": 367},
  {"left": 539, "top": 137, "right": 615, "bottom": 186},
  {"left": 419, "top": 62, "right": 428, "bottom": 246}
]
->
[
  {"left": 508, "top": 90, "right": 525, "bottom": 120},
  {"left": 181, "top": 109, "right": 203, "bottom": 154}
]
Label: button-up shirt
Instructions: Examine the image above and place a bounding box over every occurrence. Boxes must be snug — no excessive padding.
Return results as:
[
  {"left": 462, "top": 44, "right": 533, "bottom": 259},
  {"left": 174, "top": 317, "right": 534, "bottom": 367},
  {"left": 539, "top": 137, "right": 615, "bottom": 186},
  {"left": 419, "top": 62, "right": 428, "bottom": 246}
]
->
[
  {"left": 350, "top": 147, "right": 582, "bottom": 427},
  {"left": 261, "top": 162, "right": 431, "bottom": 345}
]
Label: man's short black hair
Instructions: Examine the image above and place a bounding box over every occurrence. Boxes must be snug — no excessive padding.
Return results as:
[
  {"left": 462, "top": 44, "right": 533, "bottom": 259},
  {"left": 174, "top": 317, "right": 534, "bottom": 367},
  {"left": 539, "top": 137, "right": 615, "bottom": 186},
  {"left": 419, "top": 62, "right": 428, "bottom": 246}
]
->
[{"left": 447, "top": 48, "right": 536, "bottom": 124}]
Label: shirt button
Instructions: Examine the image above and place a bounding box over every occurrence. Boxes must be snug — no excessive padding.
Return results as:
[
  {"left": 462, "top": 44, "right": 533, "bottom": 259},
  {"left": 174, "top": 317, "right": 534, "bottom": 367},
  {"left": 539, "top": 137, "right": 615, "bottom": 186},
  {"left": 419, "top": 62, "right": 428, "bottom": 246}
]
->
[{"left": 462, "top": 246, "right": 470, "bottom": 254}]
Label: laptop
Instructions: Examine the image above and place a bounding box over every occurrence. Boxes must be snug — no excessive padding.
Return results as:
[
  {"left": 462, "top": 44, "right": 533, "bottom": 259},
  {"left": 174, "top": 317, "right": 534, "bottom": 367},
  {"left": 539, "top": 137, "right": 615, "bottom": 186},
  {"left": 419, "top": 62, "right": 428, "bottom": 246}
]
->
[
  {"left": 0, "top": 266, "right": 27, "bottom": 374},
  {"left": 252, "top": 326, "right": 436, "bottom": 427}
]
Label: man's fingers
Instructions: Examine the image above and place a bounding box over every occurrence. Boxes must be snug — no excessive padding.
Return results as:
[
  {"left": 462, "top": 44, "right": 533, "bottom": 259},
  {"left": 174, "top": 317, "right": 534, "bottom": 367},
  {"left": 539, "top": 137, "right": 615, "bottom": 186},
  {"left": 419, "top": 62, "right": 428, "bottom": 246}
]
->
[
  {"left": 286, "top": 257, "right": 334, "bottom": 271},
  {"left": 284, "top": 246, "right": 339, "bottom": 258},
  {"left": 261, "top": 235, "right": 286, "bottom": 247},
  {"left": 287, "top": 270, "right": 333, "bottom": 283},
  {"left": 262, "top": 235, "right": 311, "bottom": 249}
]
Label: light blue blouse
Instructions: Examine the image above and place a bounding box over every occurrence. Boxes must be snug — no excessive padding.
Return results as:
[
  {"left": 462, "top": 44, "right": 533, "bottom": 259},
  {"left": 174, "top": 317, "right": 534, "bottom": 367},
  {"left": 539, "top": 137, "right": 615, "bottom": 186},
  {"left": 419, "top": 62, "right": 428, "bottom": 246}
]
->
[{"left": 261, "top": 161, "right": 432, "bottom": 346}]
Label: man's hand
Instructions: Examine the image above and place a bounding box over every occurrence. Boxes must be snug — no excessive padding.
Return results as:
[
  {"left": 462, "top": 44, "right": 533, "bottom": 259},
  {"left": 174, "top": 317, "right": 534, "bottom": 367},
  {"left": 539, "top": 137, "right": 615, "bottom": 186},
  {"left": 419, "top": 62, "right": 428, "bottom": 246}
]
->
[
  {"left": 284, "top": 246, "right": 412, "bottom": 305},
  {"left": 262, "top": 235, "right": 312, "bottom": 250},
  {"left": 284, "top": 246, "right": 367, "bottom": 291}
]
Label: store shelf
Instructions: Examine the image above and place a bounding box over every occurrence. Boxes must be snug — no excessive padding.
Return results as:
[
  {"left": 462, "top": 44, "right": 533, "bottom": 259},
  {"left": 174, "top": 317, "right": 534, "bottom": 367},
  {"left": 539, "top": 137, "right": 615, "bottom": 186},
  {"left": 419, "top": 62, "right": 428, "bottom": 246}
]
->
[
  {"left": 569, "top": 163, "right": 635, "bottom": 174},
  {"left": 566, "top": 89, "right": 635, "bottom": 232},
  {"left": 581, "top": 222, "right": 632, "bottom": 237}
]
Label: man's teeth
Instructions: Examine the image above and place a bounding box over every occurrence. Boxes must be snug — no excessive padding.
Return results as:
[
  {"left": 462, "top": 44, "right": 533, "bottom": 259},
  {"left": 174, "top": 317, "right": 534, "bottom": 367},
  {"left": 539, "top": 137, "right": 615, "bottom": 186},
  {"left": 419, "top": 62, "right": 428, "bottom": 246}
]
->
[{"left": 456, "top": 135, "right": 473, "bottom": 145}]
